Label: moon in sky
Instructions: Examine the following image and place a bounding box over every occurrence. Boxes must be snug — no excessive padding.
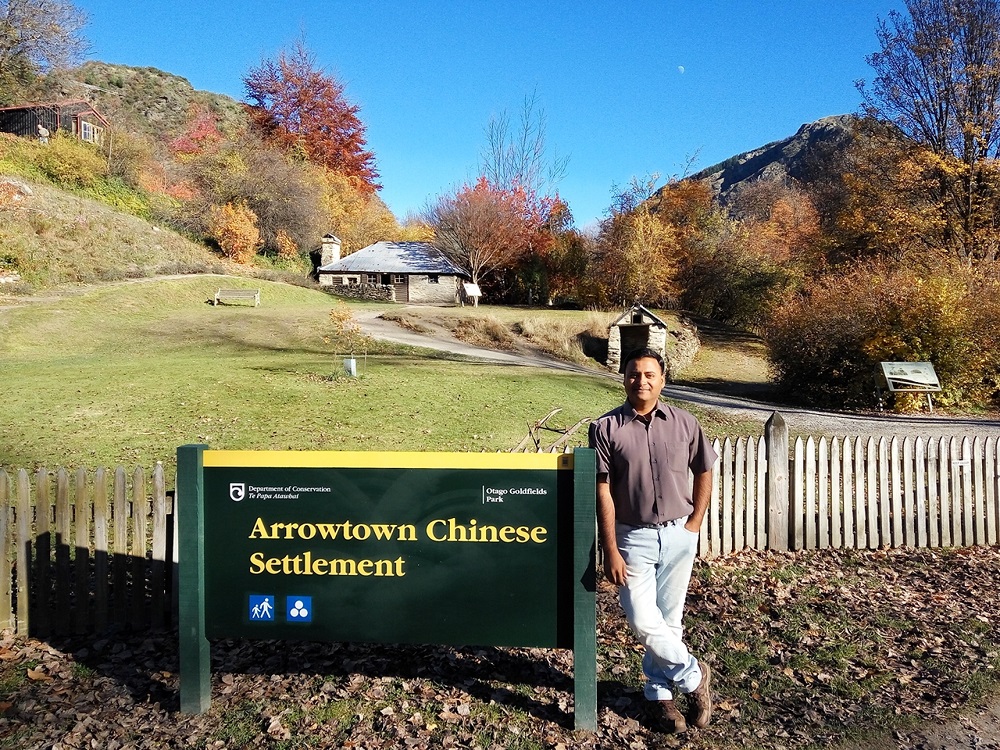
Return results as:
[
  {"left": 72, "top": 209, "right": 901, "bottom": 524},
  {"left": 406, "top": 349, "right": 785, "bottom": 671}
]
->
[{"left": 678, "top": 65, "right": 685, "bottom": 74}]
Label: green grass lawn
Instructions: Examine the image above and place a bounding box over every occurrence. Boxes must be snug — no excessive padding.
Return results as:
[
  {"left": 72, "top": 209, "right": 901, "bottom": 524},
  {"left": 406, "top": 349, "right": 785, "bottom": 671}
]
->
[{"left": 0, "top": 277, "right": 629, "bottom": 473}]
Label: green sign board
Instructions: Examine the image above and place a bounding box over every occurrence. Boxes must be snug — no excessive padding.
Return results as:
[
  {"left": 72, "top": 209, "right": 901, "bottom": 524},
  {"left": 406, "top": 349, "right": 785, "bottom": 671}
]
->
[{"left": 178, "top": 447, "right": 597, "bottom": 730}]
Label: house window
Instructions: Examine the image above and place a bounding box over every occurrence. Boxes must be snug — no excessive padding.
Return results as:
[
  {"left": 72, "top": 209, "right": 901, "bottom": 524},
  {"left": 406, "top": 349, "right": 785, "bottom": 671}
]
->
[
  {"left": 366, "top": 274, "right": 378, "bottom": 284},
  {"left": 427, "top": 275, "right": 440, "bottom": 284},
  {"left": 393, "top": 274, "right": 405, "bottom": 283},
  {"left": 80, "top": 121, "right": 102, "bottom": 144}
]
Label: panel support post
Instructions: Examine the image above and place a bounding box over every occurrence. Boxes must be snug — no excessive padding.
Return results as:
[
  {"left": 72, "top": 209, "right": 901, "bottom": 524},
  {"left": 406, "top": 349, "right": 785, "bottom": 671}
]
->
[
  {"left": 178, "top": 444, "right": 210, "bottom": 714},
  {"left": 572, "top": 447, "right": 597, "bottom": 731}
]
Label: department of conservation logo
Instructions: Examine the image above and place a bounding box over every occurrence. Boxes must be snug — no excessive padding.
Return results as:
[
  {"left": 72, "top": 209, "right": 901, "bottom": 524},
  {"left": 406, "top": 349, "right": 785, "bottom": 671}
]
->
[{"left": 229, "top": 483, "right": 246, "bottom": 502}]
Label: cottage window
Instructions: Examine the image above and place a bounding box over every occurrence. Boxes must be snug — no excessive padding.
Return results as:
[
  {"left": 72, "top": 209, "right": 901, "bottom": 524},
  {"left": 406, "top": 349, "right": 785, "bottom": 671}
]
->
[
  {"left": 80, "top": 121, "right": 102, "bottom": 144},
  {"left": 393, "top": 274, "right": 405, "bottom": 283},
  {"left": 366, "top": 274, "right": 378, "bottom": 284},
  {"left": 428, "top": 275, "right": 439, "bottom": 284}
]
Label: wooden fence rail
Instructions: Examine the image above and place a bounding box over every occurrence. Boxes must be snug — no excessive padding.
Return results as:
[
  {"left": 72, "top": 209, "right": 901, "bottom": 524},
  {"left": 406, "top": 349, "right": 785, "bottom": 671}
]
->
[
  {"left": 4, "top": 421, "right": 1000, "bottom": 634},
  {"left": 0, "top": 464, "right": 174, "bottom": 637}
]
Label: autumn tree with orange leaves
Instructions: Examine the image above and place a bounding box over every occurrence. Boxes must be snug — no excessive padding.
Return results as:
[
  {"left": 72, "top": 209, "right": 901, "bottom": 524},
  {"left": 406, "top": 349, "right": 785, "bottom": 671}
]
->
[
  {"left": 428, "top": 94, "right": 568, "bottom": 304},
  {"left": 243, "top": 40, "right": 379, "bottom": 193},
  {"left": 428, "top": 177, "right": 555, "bottom": 299}
]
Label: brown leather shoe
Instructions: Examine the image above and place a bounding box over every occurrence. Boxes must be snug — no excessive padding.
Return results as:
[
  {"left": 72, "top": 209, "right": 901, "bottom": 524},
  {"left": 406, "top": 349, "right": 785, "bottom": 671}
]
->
[
  {"left": 652, "top": 699, "right": 687, "bottom": 733},
  {"left": 686, "top": 662, "right": 712, "bottom": 728}
]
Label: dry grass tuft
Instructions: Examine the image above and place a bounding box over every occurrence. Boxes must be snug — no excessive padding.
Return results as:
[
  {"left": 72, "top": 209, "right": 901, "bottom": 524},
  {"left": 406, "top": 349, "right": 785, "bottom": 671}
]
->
[{"left": 453, "top": 315, "right": 518, "bottom": 350}]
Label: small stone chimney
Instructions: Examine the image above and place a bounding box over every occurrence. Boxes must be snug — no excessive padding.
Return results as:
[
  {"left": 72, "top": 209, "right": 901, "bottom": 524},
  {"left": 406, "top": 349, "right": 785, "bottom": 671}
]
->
[{"left": 320, "top": 233, "right": 342, "bottom": 266}]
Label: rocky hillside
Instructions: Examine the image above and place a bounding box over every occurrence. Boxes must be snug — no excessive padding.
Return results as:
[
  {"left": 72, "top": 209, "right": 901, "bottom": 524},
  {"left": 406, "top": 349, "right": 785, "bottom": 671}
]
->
[{"left": 679, "top": 114, "right": 856, "bottom": 211}]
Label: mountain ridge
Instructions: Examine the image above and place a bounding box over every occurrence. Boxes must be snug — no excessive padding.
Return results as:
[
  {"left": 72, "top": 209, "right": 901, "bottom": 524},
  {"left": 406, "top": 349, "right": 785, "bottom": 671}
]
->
[{"left": 679, "top": 114, "right": 856, "bottom": 210}]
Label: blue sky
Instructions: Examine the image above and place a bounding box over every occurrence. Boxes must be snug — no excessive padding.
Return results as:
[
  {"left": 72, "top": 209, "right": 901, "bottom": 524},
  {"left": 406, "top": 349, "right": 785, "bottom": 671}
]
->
[{"left": 75, "top": 1, "right": 902, "bottom": 228}]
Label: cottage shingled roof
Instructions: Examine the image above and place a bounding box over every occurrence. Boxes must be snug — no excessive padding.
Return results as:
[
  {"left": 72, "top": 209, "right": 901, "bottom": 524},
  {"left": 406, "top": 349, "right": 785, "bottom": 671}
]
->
[{"left": 318, "top": 241, "right": 468, "bottom": 276}]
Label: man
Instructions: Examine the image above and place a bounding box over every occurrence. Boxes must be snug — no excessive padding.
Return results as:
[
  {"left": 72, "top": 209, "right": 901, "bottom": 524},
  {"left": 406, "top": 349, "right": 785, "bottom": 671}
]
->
[{"left": 589, "top": 347, "right": 717, "bottom": 734}]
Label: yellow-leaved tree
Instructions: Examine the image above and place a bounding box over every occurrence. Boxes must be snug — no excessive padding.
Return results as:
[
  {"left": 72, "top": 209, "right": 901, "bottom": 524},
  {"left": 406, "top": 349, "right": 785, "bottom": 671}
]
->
[
  {"left": 208, "top": 202, "right": 261, "bottom": 264},
  {"left": 593, "top": 176, "right": 682, "bottom": 307},
  {"left": 320, "top": 171, "right": 402, "bottom": 255}
]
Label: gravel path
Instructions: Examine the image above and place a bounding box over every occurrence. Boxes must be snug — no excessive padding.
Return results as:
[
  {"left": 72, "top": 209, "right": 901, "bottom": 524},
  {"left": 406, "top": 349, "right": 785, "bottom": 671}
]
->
[{"left": 357, "top": 310, "right": 1000, "bottom": 439}]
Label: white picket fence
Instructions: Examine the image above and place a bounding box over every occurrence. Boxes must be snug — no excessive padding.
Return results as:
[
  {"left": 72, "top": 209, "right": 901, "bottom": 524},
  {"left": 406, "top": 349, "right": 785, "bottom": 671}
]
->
[{"left": 700, "top": 417, "right": 1000, "bottom": 557}]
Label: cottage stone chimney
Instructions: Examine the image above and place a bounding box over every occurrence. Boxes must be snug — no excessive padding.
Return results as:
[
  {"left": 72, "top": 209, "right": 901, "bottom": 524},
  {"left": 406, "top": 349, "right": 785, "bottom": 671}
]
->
[{"left": 321, "top": 234, "right": 342, "bottom": 266}]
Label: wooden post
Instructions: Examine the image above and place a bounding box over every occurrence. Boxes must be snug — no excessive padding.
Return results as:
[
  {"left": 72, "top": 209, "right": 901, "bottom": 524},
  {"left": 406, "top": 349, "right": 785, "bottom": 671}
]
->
[
  {"left": 132, "top": 467, "right": 149, "bottom": 629},
  {"left": 987, "top": 438, "right": 999, "bottom": 546},
  {"left": 55, "top": 468, "right": 71, "bottom": 633},
  {"left": 16, "top": 470, "right": 30, "bottom": 633},
  {"left": 765, "top": 412, "right": 789, "bottom": 551},
  {"left": 74, "top": 468, "right": 91, "bottom": 634},
  {"left": 94, "top": 468, "right": 109, "bottom": 632},
  {"left": 572, "top": 448, "right": 597, "bottom": 732},
  {"left": 178, "top": 444, "right": 210, "bottom": 714},
  {"left": 151, "top": 463, "right": 168, "bottom": 630},
  {"left": 113, "top": 467, "right": 128, "bottom": 627},
  {"left": 35, "top": 468, "right": 51, "bottom": 636}
]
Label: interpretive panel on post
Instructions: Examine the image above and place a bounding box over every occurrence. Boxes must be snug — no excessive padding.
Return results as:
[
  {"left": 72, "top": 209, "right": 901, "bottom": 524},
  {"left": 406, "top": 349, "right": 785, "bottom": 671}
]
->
[{"left": 201, "top": 451, "right": 574, "bottom": 648}]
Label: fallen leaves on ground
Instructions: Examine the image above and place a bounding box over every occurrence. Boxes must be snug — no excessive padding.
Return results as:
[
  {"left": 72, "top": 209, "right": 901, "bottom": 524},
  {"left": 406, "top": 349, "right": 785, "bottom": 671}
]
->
[{"left": 0, "top": 546, "right": 999, "bottom": 749}]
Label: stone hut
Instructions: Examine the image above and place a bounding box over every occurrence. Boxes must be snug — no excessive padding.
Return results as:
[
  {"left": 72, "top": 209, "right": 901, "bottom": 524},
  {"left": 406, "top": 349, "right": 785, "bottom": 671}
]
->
[{"left": 607, "top": 304, "right": 669, "bottom": 373}]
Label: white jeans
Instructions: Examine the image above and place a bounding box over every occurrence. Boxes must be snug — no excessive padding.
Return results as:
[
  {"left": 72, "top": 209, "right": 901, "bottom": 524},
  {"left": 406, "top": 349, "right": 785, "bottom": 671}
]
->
[{"left": 616, "top": 520, "right": 703, "bottom": 700}]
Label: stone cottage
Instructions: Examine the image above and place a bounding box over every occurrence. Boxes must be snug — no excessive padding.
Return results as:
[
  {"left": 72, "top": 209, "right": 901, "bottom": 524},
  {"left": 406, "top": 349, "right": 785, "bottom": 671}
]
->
[{"left": 316, "top": 236, "right": 469, "bottom": 304}]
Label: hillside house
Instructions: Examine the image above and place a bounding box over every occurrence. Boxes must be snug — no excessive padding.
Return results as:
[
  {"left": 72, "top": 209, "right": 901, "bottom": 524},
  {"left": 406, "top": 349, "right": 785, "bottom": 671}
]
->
[
  {"left": 0, "top": 100, "right": 109, "bottom": 146},
  {"left": 317, "top": 236, "right": 468, "bottom": 304}
]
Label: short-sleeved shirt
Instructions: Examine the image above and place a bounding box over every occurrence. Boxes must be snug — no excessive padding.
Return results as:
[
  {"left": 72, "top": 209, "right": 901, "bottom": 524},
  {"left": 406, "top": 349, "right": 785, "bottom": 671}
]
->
[{"left": 588, "top": 400, "right": 718, "bottom": 526}]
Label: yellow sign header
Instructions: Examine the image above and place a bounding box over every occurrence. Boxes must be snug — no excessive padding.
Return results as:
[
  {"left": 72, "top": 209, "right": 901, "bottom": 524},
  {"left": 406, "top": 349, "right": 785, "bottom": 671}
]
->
[{"left": 202, "top": 450, "right": 573, "bottom": 471}]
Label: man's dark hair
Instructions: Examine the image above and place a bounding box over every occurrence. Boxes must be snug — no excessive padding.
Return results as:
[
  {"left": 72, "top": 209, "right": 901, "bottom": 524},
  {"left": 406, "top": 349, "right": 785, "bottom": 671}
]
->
[{"left": 623, "top": 347, "right": 665, "bottom": 374}]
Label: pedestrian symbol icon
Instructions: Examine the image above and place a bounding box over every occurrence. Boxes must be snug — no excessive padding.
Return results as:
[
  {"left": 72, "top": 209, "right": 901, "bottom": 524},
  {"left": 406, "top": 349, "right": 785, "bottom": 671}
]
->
[
  {"left": 249, "top": 595, "right": 275, "bottom": 621},
  {"left": 287, "top": 596, "right": 312, "bottom": 622}
]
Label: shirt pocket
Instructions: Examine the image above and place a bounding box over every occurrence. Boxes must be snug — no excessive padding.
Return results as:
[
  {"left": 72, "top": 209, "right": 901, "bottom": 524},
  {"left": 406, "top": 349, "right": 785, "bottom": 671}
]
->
[{"left": 665, "top": 442, "right": 689, "bottom": 473}]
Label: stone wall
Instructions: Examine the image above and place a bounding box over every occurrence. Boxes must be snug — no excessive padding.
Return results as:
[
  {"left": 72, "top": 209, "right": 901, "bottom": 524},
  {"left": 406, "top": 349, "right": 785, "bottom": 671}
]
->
[
  {"left": 407, "top": 275, "right": 460, "bottom": 304},
  {"left": 326, "top": 282, "right": 394, "bottom": 302},
  {"left": 664, "top": 319, "right": 700, "bottom": 379}
]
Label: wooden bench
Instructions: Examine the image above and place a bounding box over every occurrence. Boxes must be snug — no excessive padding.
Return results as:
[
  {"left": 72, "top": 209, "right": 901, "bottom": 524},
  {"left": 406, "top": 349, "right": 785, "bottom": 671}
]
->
[{"left": 213, "top": 288, "right": 260, "bottom": 307}]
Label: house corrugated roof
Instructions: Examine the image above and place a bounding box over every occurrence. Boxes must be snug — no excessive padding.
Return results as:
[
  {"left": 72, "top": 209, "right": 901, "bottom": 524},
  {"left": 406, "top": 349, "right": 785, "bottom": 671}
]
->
[{"left": 318, "top": 241, "right": 468, "bottom": 276}]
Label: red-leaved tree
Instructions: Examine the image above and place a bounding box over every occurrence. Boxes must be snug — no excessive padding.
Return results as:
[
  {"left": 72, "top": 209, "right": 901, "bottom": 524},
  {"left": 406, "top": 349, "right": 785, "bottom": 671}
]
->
[
  {"left": 168, "top": 104, "right": 225, "bottom": 157},
  {"left": 429, "top": 177, "right": 555, "bottom": 298},
  {"left": 243, "top": 40, "right": 380, "bottom": 193}
]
